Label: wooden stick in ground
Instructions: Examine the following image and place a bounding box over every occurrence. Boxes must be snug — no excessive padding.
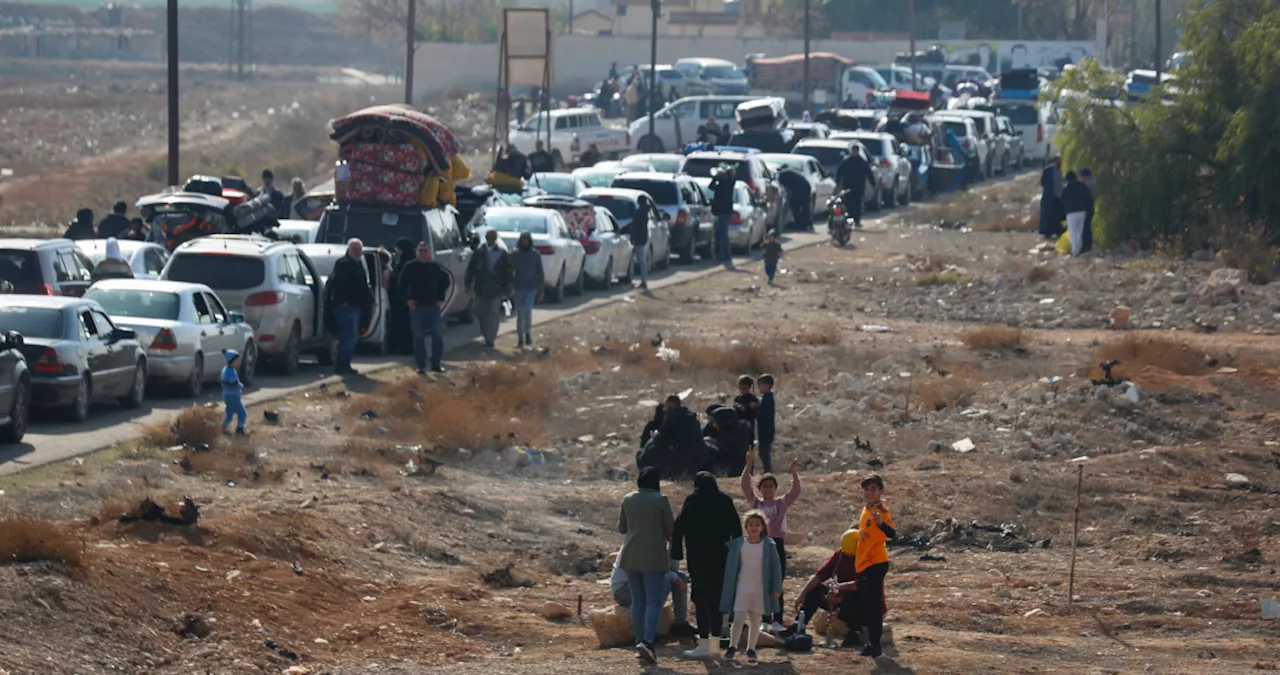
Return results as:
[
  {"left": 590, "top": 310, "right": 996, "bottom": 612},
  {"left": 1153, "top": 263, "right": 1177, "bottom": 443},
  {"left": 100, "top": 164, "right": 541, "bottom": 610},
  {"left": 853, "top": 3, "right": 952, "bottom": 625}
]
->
[{"left": 1068, "top": 464, "right": 1084, "bottom": 604}]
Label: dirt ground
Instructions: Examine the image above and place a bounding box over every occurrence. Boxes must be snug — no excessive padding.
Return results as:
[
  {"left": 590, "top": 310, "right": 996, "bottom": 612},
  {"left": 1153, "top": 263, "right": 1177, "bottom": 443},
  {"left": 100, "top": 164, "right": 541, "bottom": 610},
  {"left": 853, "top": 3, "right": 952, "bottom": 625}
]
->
[
  {"left": 0, "top": 59, "right": 498, "bottom": 233},
  {"left": 0, "top": 173, "right": 1277, "bottom": 674}
]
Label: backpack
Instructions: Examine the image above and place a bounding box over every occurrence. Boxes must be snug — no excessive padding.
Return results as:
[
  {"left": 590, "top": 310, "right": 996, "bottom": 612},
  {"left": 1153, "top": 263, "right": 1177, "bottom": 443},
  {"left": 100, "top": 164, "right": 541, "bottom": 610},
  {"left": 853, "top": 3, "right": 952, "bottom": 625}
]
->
[{"left": 783, "top": 610, "right": 813, "bottom": 652}]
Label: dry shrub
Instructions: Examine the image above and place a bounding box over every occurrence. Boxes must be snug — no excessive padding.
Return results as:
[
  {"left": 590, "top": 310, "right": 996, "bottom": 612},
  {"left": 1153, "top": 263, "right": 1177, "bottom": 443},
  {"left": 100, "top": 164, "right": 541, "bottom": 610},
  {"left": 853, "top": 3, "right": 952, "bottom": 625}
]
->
[
  {"left": 598, "top": 338, "right": 651, "bottom": 365},
  {"left": 971, "top": 215, "right": 1037, "bottom": 232},
  {"left": 915, "top": 370, "right": 978, "bottom": 411},
  {"left": 794, "top": 321, "right": 843, "bottom": 346},
  {"left": 915, "top": 271, "right": 967, "bottom": 287},
  {"left": 665, "top": 340, "right": 776, "bottom": 375},
  {"left": 1095, "top": 334, "right": 1215, "bottom": 377},
  {"left": 964, "top": 325, "right": 1026, "bottom": 351},
  {"left": 1024, "top": 264, "right": 1056, "bottom": 283},
  {"left": 906, "top": 253, "right": 962, "bottom": 273},
  {"left": 0, "top": 516, "right": 83, "bottom": 567},
  {"left": 138, "top": 404, "right": 223, "bottom": 449},
  {"left": 179, "top": 448, "right": 255, "bottom": 481}
]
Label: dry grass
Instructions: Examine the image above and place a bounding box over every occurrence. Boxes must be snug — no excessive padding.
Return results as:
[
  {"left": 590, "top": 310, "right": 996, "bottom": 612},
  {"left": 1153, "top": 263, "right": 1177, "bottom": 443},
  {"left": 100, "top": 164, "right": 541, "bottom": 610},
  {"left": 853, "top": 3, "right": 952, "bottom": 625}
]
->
[
  {"left": 915, "top": 271, "right": 968, "bottom": 287},
  {"left": 1024, "top": 263, "right": 1056, "bottom": 283},
  {"left": 1094, "top": 334, "right": 1216, "bottom": 377},
  {"left": 964, "top": 325, "right": 1027, "bottom": 351},
  {"left": 665, "top": 340, "right": 778, "bottom": 375},
  {"left": 793, "top": 321, "right": 843, "bottom": 346},
  {"left": 971, "top": 215, "right": 1037, "bottom": 232},
  {"left": 915, "top": 369, "right": 978, "bottom": 411},
  {"left": 906, "top": 253, "right": 963, "bottom": 273},
  {"left": 178, "top": 447, "right": 257, "bottom": 481},
  {"left": 138, "top": 404, "right": 223, "bottom": 449},
  {"left": 0, "top": 516, "right": 83, "bottom": 567}
]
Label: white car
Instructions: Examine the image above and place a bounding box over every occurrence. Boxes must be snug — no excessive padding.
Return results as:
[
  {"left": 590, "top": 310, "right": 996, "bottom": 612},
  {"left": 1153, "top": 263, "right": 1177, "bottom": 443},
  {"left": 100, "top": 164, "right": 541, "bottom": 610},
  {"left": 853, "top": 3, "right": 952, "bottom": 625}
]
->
[
  {"left": 84, "top": 279, "right": 258, "bottom": 396},
  {"left": 474, "top": 206, "right": 587, "bottom": 303},
  {"left": 935, "top": 109, "right": 1001, "bottom": 177},
  {"left": 675, "top": 58, "right": 750, "bottom": 95},
  {"left": 994, "top": 99, "right": 1055, "bottom": 166},
  {"left": 839, "top": 65, "right": 891, "bottom": 106},
  {"left": 791, "top": 139, "right": 880, "bottom": 211},
  {"left": 618, "top": 64, "right": 687, "bottom": 96},
  {"left": 628, "top": 95, "right": 766, "bottom": 153},
  {"left": 839, "top": 132, "right": 913, "bottom": 207},
  {"left": 929, "top": 114, "right": 989, "bottom": 179},
  {"left": 582, "top": 206, "right": 635, "bottom": 290},
  {"left": 622, "top": 153, "right": 686, "bottom": 174},
  {"left": 296, "top": 243, "right": 392, "bottom": 353},
  {"left": 273, "top": 219, "right": 321, "bottom": 243},
  {"left": 75, "top": 239, "right": 170, "bottom": 280},
  {"left": 692, "top": 178, "right": 767, "bottom": 253},
  {"left": 508, "top": 109, "right": 631, "bottom": 169},
  {"left": 758, "top": 153, "right": 837, "bottom": 216},
  {"left": 579, "top": 187, "right": 672, "bottom": 272},
  {"left": 529, "top": 172, "right": 589, "bottom": 198}
]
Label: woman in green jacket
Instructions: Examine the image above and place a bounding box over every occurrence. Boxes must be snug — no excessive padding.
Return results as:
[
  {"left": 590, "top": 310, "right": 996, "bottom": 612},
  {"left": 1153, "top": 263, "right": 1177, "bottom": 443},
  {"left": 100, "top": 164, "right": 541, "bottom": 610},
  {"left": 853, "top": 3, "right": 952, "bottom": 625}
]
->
[{"left": 618, "top": 467, "right": 674, "bottom": 663}]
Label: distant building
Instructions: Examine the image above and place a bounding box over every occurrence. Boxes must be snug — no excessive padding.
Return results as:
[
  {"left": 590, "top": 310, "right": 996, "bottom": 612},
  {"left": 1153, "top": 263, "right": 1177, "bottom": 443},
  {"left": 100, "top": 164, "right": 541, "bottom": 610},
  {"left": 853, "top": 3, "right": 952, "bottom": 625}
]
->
[
  {"left": 611, "top": 0, "right": 785, "bottom": 38},
  {"left": 572, "top": 9, "right": 614, "bottom": 35}
]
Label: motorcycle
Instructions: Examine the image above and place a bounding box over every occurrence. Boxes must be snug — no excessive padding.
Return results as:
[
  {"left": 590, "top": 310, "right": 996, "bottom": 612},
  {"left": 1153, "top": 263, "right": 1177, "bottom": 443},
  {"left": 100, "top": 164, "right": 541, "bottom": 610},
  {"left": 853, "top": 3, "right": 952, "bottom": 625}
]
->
[{"left": 826, "top": 192, "right": 852, "bottom": 247}]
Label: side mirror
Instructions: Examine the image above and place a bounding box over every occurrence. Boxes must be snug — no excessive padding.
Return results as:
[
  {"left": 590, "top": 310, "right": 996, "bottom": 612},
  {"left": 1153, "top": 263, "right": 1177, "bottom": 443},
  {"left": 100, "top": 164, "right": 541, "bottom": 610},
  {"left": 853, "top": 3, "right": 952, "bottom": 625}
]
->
[
  {"left": 228, "top": 311, "right": 246, "bottom": 325},
  {"left": 1015, "top": 129, "right": 1025, "bottom": 136},
  {"left": 114, "top": 327, "right": 137, "bottom": 342}
]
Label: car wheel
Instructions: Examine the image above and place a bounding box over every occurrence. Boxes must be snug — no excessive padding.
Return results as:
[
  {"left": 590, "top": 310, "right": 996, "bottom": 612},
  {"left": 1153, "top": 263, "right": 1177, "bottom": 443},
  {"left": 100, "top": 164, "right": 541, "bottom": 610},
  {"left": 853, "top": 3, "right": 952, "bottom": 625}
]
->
[
  {"left": 548, "top": 267, "right": 566, "bottom": 303},
  {"left": 638, "top": 135, "right": 665, "bottom": 153},
  {"left": 869, "top": 185, "right": 882, "bottom": 212},
  {"left": 900, "top": 178, "right": 911, "bottom": 206},
  {"left": 570, "top": 263, "right": 586, "bottom": 296},
  {"left": 660, "top": 241, "right": 671, "bottom": 269},
  {"left": 120, "top": 360, "right": 146, "bottom": 409},
  {"left": 1002, "top": 152, "right": 1010, "bottom": 175},
  {"left": 67, "top": 375, "right": 91, "bottom": 423},
  {"left": 618, "top": 254, "right": 632, "bottom": 284},
  {"left": 184, "top": 353, "right": 204, "bottom": 398},
  {"left": 679, "top": 232, "right": 696, "bottom": 264},
  {"left": 274, "top": 324, "right": 301, "bottom": 375},
  {"left": 0, "top": 377, "right": 29, "bottom": 444},
  {"left": 600, "top": 260, "right": 614, "bottom": 290},
  {"left": 239, "top": 341, "right": 257, "bottom": 386},
  {"left": 886, "top": 180, "right": 898, "bottom": 208}
]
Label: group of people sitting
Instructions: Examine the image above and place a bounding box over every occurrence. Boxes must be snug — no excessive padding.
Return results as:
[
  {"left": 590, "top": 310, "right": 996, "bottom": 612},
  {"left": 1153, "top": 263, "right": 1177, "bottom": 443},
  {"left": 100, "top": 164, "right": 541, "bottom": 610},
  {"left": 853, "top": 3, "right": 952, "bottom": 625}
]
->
[{"left": 636, "top": 374, "right": 777, "bottom": 480}]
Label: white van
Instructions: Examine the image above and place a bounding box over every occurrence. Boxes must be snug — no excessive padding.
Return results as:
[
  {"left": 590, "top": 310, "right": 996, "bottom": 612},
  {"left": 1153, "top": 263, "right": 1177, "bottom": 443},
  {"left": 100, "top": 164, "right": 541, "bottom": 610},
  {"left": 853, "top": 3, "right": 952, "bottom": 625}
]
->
[
  {"left": 839, "top": 66, "right": 890, "bottom": 106},
  {"left": 675, "top": 58, "right": 750, "bottom": 96},
  {"left": 628, "top": 95, "right": 770, "bottom": 153},
  {"left": 508, "top": 109, "right": 631, "bottom": 169}
]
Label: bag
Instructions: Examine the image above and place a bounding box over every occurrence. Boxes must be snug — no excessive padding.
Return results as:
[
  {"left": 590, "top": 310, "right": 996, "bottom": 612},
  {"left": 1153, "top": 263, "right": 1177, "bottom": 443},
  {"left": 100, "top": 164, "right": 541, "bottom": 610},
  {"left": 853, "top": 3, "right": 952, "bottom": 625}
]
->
[{"left": 784, "top": 610, "right": 813, "bottom": 652}]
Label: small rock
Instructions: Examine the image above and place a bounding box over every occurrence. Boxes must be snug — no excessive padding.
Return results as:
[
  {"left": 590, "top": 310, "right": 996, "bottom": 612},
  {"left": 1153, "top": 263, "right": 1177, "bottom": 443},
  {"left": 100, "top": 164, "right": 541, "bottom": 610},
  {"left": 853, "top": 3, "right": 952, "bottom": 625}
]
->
[
  {"left": 951, "top": 438, "right": 976, "bottom": 453},
  {"left": 926, "top": 440, "right": 946, "bottom": 453},
  {"left": 1171, "top": 292, "right": 1189, "bottom": 304},
  {"left": 1108, "top": 306, "right": 1131, "bottom": 330},
  {"left": 1013, "top": 447, "right": 1036, "bottom": 461},
  {"left": 1023, "top": 608, "right": 1047, "bottom": 618},
  {"left": 174, "top": 612, "right": 213, "bottom": 639},
  {"left": 540, "top": 602, "right": 574, "bottom": 620},
  {"left": 1008, "top": 468, "right": 1024, "bottom": 483},
  {"left": 1225, "top": 473, "right": 1250, "bottom": 488},
  {"left": 915, "top": 457, "right": 940, "bottom": 471}
]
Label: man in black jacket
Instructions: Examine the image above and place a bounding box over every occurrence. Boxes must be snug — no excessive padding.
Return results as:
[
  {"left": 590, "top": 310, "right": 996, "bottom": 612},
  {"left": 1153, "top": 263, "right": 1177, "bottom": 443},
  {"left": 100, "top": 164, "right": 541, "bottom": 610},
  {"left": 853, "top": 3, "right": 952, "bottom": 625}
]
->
[
  {"left": 97, "top": 202, "right": 131, "bottom": 238},
  {"left": 1061, "top": 170, "right": 1094, "bottom": 257},
  {"left": 528, "top": 141, "right": 556, "bottom": 174},
  {"left": 637, "top": 395, "right": 706, "bottom": 478},
  {"left": 399, "top": 241, "right": 452, "bottom": 373},
  {"left": 630, "top": 195, "right": 652, "bottom": 290},
  {"left": 709, "top": 166, "right": 736, "bottom": 267},
  {"left": 776, "top": 165, "right": 813, "bottom": 231},
  {"left": 835, "top": 151, "right": 873, "bottom": 229},
  {"left": 63, "top": 208, "right": 96, "bottom": 240},
  {"left": 330, "top": 238, "right": 374, "bottom": 375},
  {"left": 708, "top": 405, "right": 751, "bottom": 476}
]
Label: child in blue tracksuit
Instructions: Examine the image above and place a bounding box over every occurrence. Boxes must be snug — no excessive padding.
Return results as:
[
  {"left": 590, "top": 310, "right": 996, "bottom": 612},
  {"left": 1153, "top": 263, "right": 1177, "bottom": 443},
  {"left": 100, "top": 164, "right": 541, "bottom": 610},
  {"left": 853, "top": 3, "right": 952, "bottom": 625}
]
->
[{"left": 221, "top": 349, "right": 247, "bottom": 435}]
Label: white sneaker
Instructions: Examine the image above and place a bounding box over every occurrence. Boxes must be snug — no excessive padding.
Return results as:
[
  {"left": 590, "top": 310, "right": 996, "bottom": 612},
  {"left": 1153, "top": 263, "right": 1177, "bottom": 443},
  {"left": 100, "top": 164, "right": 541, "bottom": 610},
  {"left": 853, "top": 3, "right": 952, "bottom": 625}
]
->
[
  {"left": 759, "top": 622, "right": 772, "bottom": 634},
  {"left": 682, "top": 637, "right": 713, "bottom": 659},
  {"left": 770, "top": 621, "right": 785, "bottom": 634}
]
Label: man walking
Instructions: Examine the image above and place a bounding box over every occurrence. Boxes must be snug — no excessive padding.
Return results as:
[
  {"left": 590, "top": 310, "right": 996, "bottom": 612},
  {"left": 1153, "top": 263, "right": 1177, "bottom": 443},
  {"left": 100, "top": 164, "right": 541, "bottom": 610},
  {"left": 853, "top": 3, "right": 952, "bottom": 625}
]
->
[
  {"left": 465, "top": 229, "right": 514, "bottom": 348},
  {"left": 330, "top": 238, "right": 373, "bottom": 375},
  {"left": 97, "top": 202, "right": 131, "bottom": 238},
  {"left": 511, "top": 231, "right": 544, "bottom": 348},
  {"left": 1039, "top": 156, "right": 1064, "bottom": 239},
  {"left": 835, "top": 150, "right": 872, "bottom": 230},
  {"left": 710, "top": 166, "right": 736, "bottom": 268},
  {"left": 1061, "top": 170, "right": 1094, "bottom": 257},
  {"left": 630, "top": 195, "right": 652, "bottom": 290},
  {"left": 776, "top": 165, "right": 813, "bottom": 232},
  {"left": 399, "top": 241, "right": 451, "bottom": 374}
]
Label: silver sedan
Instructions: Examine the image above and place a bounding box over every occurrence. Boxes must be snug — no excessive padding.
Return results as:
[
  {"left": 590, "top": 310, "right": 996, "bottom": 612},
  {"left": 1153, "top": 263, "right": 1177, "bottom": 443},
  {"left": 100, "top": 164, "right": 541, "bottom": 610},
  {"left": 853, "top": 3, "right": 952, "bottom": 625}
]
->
[{"left": 84, "top": 279, "right": 258, "bottom": 397}]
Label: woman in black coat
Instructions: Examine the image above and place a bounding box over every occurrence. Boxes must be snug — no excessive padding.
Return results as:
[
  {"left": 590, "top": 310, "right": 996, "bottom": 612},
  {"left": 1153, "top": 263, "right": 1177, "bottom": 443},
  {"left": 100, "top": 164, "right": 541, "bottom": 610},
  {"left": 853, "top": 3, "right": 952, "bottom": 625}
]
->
[
  {"left": 386, "top": 238, "right": 417, "bottom": 354},
  {"left": 672, "top": 471, "right": 743, "bottom": 657}
]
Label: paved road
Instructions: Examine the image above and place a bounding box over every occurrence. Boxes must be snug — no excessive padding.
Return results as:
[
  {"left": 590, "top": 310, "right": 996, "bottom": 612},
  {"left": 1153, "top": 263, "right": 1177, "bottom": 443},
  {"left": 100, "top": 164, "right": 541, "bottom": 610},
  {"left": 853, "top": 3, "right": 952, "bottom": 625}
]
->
[{"left": 1, "top": 228, "right": 832, "bottom": 476}]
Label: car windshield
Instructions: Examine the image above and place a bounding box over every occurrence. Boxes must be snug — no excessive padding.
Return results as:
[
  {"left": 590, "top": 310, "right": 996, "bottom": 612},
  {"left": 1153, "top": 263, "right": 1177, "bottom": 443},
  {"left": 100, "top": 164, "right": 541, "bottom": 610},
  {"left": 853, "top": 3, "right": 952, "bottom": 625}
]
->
[
  {"left": 863, "top": 69, "right": 890, "bottom": 89},
  {"left": 679, "top": 158, "right": 748, "bottom": 180},
  {"left": 762, "top": 156, "right": 805, "bottom": 171},
  {"left": 995, "top": 104, "right": 1039, "bottom": 125},
  {"left": 0, "top": 307, "right": 64, "bottom": 339},
  {"left": 581, "top": 195, "right": 639, "bottom": 220},
  {"left": 854, "top": 138, "right": 886, "bottom": 156},
  {"left": 577, "top": 170, "right": 622, "bottom": 188},
  {"left": 625, "top": 156, "right": 683, "bottom": 173},
  {"left": 483, "top": 212, "right": 550, "bottom": 234},
  {"left": 792, "top": 146, "right": 847, "bottom": 170},
  {"left": 0, "top": 250, "right": 41, "bottom": 286},
  {"left": 702, "top": 65, "right": 744, "bottom": 79},
  {"left": 85, "top": 289, "right": 180, "bottom": 321},
  {"left": 165, "top": 253, "right": 266, "bottom": 290},
  {"left": 531, "top": 174, "right": 579, "bottom": 197},
  {"left": 610, "top": 178, "right": 680, "bottom": 205}
]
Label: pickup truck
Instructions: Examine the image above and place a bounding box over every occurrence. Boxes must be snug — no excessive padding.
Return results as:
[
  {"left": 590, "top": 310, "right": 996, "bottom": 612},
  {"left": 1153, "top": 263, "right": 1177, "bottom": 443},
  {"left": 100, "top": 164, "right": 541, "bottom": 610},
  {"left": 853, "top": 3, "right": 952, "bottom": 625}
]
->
[{"left": 508, "top": 109, "right": 631, "bottom": 170}]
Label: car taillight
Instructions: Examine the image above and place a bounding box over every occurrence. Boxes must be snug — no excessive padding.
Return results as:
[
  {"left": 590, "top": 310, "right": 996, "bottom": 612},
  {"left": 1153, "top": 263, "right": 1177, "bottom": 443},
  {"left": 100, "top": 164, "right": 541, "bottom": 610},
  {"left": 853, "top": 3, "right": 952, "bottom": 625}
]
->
[
  {"left": 745, "top": 181, "right": 758, "bottom": 191},
  {"left": 582, "top": 239, "right": 601, "bottom": 253},
  {"left": 962, "top": 139, "right": 972, "bottom": 149},
  {"left": 880, "top": 158, "right": 891, "bottom": 169},
  {"left": 1037, "top": 123, "right": 1044, "bottom": 144},
  {"left": 246, "top": 290, "right": 285, "bottom": 306},
  {"left": 534, "top": 244, "right": 556, "bottom": 255},
  {"left": 33, "top": 347, "right": 61, "bottom": 374},
  {"left": 150, "top": 328, "right": 178, "bottom": 352},
  {"left": 40, "top": 283, "right": 55, "bottom": 296},
  {"left": 675, "top": 210, "right": 688, "bottom": 227},
  {"left": 730, "top": 212, "right": 742, "bottom": 225},
  {"left": 570, "top": 136, "right": 580, "bottom": 153}
]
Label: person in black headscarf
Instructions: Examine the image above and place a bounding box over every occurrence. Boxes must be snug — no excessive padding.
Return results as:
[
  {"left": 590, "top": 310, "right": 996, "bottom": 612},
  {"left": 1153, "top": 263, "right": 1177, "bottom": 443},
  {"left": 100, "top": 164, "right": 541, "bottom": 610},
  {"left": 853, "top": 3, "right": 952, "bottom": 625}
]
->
[
  {"left": 672, "top": 471, "right": 743, "bottom": 659},
  {"left": 386, "top": 237, "right": 417, "bottom": 354}
]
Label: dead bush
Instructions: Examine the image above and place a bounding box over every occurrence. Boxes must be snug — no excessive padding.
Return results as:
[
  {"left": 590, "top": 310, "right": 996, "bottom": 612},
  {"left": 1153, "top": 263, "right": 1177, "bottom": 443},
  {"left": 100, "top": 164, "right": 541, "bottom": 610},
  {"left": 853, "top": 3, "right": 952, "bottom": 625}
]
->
[
  {"left": 178, "top": 448, "right": 255, "bottom": 481},
  {"left": 1024, "top": 264, "right": 1056, "bottom": 283},
  {"left": 1094, "top": 334, "right": 1215, "bottom": 377},
  {"left": 794, "top": 321, "right": 843, "bottom": 346},
  {"left": 665, "top": 340, "right": 777, "bottom": 375},
  {"left": 138, "top": 404, "right": 223, "bottom": 449},
  {"left": 915, "top": 271, "right": 967, "bottom": 287},
  {"left": 964, "top": 325, "right": 1026, "bottom": 351},
  {"left": 915, "top": 370, "right": 977, "bottom": 411},
  {"left": 906, "top": 253, "right": 963, "bottom": 273},
  {"left": 0, "top": 516, "right": 83, "bottom": 567},
  {"left": 1212, "top": 215, "right": 1276, "bottom": 284},
  {"left": 971, "top": 215, "right": 1037, "bottom": 233}
]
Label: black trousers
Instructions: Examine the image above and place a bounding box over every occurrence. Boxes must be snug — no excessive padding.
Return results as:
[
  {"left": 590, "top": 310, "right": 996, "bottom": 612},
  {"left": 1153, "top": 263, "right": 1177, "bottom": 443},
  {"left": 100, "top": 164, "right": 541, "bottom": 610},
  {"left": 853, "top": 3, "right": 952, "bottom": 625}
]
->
[
  {"left": 789, "top": 196, "right": 812, "bottom": 231},
  {"left": 1083, "top": 211, "right": 1094, "bottom": 253},
  {"left": 798, "top": 585, "right": 859, "bottom": 629},
  {"left": 843, "top": 190, "right": 865, "bottom": 226},
  {"left": 857, "top": 562, "right": 889, "bottom": 648},
  {"left": 690, "top": 572, "right": 724, "bottom": 639},
  {"left": 771, "top": 537, "right": 787, "bottom": 624},
  {"left": 757, "top": 434, "right": 774, "bottom": 473}
]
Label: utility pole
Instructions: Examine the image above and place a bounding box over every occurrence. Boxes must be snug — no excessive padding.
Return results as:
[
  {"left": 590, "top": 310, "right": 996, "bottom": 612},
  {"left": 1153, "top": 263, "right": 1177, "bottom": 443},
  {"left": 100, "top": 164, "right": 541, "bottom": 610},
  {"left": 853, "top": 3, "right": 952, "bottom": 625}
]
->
[
  {"left": 1153, "top": 0, "right": 1162, "bottom": 80},
  {"left": 648, "top": 0, "right": 659, "bottom": 146},
  {"left": 1017, "top": 2, "right": 1023, "bottom": 40},
  {"left": 167, "top": 0, "right": 179, "bottom": 186},
  {"left": 236, "top": 0, "right": 245, "bottom": 79},
  {"left": 570, "top": 0, "right": 575, "bottom": 33},
  {"left": 908, "top": 0, "right": 917, "bottom": 89},
  {"left": 405, "top": 0, "right": 416, "bottom": 105},
  {"left": 802, "top": 0, "right": 810, "bottom": 112}
]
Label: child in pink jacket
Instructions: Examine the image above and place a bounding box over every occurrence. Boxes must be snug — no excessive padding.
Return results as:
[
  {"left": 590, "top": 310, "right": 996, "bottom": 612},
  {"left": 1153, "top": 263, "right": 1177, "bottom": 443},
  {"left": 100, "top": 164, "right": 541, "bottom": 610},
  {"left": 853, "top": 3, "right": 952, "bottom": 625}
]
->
[{"left": 741, "top": 446, "right": 801, "bottom": 633}]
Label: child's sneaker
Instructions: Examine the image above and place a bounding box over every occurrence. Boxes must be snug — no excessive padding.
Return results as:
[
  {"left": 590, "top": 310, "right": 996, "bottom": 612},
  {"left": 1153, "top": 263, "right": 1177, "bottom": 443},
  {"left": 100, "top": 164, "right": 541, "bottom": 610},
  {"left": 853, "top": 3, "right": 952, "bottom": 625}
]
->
[
  {"left": 723, "top": 646, "right": 736, "bottom": 660},
  {"left": 746, "top": 649, "right": 757, "bottom": 665},
  {"left": 235, "top": 428, "right": 249, "bottom": 436}
]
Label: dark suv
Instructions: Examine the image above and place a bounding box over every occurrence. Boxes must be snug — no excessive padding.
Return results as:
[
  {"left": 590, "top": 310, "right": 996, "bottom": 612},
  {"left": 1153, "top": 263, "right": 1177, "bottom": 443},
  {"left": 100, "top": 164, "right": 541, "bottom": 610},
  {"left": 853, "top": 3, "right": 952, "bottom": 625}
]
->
[{"left": 0, "top": 239, "right": 94, "bottom": 297}]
